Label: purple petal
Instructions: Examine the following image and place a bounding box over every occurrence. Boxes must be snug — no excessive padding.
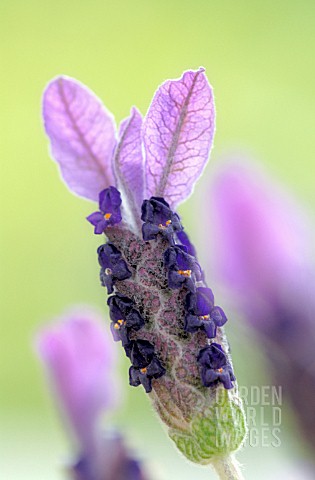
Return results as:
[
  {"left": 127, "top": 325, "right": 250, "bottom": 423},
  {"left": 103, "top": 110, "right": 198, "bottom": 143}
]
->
[
  {"left": 111, "top": 258, "right": 132, "bottom": 281},
  {"left": 139, "top": 374, "right": 153, "bottom": 393},
  {"left": 36, "top": 307, "right": 119, "bottom": 452},
  {"left": 219, "top": 371, "right": 234, "bottom": 390},
  {"left": 110, "top": 322, "right": 122, "bottom": 342},
  {"left": 86, "top": 211, "right": 104, "bottom": 226},
  {"left": 100, "top": 271, "right": 114, "bottom": 294},
  {"left": 142, "top": 222, "right": 160, "bottom": 241},
  {"left": 99, "top": 186, "right": 122, "bottom": 213},
  {"left": 146, "top": 357, "right": 166, "bottom": 379},
  {"left": 43, "top": 76, "right": 117, "bottom": 201},
  {"left": 176, "top": 230, "right": 197, "bottom": 257},
  {"left": 203, "top": 321, "right": 216, "bottom": 339},
  {"left": 211, "top": 306, "right": 227, "bottom": 327},
  {"left": 94, "top": 219, "right": 108, "bottom": 235},
  {"left": 187, "top": 287, "right": 214, "bottom": 315},
  {"left": 129, "top": 367, "right": 141, "bottom": 387},
  {"left": 86, "top": 211, "right": 108, "bottom": 234},
  {"left": 130, "top": 340, "right": 155, "bottom": 368},
  {"left": 143, "top": 68, "right": 215, "bottom": 208},
  {"left": 184, "top": 314, "right": 203, "bottom": 333},
  {"left": 114, "top": 108, "right": 144, "bottom": 220}
]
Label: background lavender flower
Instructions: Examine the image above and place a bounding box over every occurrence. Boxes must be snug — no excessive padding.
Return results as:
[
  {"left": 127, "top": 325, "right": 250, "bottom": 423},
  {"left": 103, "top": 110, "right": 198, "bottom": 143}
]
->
[
  {"left": 36, "top": 307, "right": 148, "bottom": 480},
  {"left": 209, "top": 159, "right": 315, "bottom": 455}
]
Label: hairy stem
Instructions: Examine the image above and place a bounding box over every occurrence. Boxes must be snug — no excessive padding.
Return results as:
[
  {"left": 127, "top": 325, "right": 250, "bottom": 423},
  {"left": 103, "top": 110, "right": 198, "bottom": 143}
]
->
[{"left": 212, "top": 456, "right": 245, "bottom": 480}]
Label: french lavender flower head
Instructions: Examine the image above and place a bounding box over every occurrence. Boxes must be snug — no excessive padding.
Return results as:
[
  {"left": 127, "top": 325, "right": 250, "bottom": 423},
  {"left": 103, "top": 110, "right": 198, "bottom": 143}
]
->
[
  {"left": 42, "top": 69, "right": 246, "bottom": 476},
  {"left": 37, "top": 308, "right": 148, "bottom": 480}
]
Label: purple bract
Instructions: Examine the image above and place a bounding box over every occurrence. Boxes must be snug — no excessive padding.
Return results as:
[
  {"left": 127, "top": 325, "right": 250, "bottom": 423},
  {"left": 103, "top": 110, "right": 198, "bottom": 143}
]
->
[{"left": 43, "top": 69, "right": 215, "bottom": 212}]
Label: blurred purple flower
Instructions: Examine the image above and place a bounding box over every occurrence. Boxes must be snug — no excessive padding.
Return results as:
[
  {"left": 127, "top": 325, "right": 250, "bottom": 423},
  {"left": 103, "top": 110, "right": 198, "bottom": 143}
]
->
[
  {"left": 36, "top": 307, "right": 148, "bottom": 480},
  {"left": 37, "top": 308, "right": 118, "bottom": 451},
  {"left": 212, "top": 161, "right": 311, "bottom": 299},
  {"left": 209, "top": 160, "right": 315, "bottom": 452},
  {"left": 72, "top": 432, "right": 148, "bottom": 480}
]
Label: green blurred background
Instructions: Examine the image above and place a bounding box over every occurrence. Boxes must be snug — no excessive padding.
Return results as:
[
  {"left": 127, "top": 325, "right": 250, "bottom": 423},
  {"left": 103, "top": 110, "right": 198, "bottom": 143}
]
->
[{"left": 1, "top": 1, "right": 315, "bottom": 479}]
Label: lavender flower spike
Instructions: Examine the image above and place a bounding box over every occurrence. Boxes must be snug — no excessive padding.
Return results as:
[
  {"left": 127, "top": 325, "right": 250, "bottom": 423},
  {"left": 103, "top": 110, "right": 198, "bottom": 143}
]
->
[
  {"left": 36, "top": 307, "right": 148, "bottom": 480},
  {"left": 43, "top": 69, "right": 246, "bottom": 475}
]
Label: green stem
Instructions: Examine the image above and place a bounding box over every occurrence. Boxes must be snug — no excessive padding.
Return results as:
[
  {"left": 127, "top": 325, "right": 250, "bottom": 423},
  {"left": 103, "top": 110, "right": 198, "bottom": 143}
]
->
[{"left": 212, "top": 456, "right": 245, "bottom": 480}]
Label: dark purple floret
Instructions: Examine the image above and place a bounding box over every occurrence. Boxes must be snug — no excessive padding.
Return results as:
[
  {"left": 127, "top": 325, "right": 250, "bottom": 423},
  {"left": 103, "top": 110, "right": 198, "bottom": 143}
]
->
[
  {"left": 184, "top": 287, "right": 227, "bottom": 338},
  {"left": 87, "top": 186, "right": 122, "bottom": 234},
  {"left": 107, "top": 293, "right": 134, "bottom": 315},
  {"left": 108, "top": 295, "right": 145, "bottom": 346},
  {"left": 186, "top": 287, "right": 214, "bottom": 314},
  {"left": 98, "top": 243, "right": 131, "bottom": 294},
  {"left": 176, "top": 230, "right": 197, "bottom": 257},
  {"left": 141, "top": 197, "right": 182, "bottom": 242},
  {"left": 125, "top": 339, "right": 166, "bottom": 392},
  {"left": 164, "top": 245, "right": 201, "bottom": 292},
  {"left": 197, "top": 343, "right": 235, "bottom": 389},
  {"left": 129, "top": 356, "right": 166, "bottom": 393},
  {"left": 128, "top": 339, "right": 155, "bottom": 367}
]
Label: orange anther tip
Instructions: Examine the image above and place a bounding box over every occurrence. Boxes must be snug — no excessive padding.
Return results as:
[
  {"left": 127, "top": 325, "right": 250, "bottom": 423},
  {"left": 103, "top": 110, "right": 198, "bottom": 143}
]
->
[{"left": 178, "top": 269, "right": 192, "bottom": 277}]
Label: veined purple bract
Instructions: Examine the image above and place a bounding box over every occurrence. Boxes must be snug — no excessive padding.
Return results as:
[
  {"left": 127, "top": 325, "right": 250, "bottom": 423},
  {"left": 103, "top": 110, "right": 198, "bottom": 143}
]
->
[{"left": 42, "top": 69, "right": 246, "bottom": 467}]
